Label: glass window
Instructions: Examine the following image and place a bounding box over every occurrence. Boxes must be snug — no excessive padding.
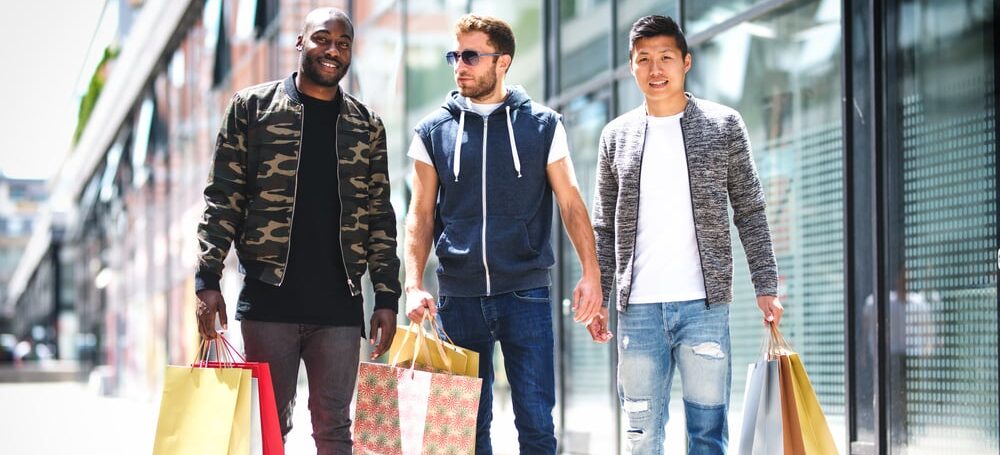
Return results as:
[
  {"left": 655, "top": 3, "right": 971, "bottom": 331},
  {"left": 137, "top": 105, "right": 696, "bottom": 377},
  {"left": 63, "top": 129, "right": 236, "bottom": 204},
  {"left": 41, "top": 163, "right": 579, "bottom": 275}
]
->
[
  {"left": 211, "top": 0, "right": 232, "bottom": 88},
  {"left": 254, "top": 0, "right": 279, "bottom": 38},
  {"left": 131, "top": 95, "right": 154, "bottom": 188},
  {"left": 353, "top": 1, "right": 410, "bottom": 200},
  {"left": 402, "top": 2, "right": 467, "bottom": 133},
  {"left": 559, "top": 0, "right": 611, "bottom": 91},
  {"left": 557, "top": 91, "right": 615, "bottom": 455},
  {"left": 686, "top": 1, "right": 846, "bottom": 452},
  {"left": 683, "top": 0, "right": 769, "bottom": 34},
  {"left": 234, "top": 0, "right": 258, "bottom": 40},
  {"left": 471, "top": 0, "right": 544, "bottom": 99},
  {"left": 615, "top": 73, "right": 646, "bottom": 116},
  {"left": 885, "top": 0, "right": 998, "bottom": 452}
]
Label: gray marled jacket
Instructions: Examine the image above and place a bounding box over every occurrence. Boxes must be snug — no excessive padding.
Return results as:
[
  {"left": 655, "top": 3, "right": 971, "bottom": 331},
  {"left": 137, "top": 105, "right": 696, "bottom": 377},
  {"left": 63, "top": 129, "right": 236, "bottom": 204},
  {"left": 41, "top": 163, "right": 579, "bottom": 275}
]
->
[{"left": 592, "top": 94, "right": 778, "bottom": 311}]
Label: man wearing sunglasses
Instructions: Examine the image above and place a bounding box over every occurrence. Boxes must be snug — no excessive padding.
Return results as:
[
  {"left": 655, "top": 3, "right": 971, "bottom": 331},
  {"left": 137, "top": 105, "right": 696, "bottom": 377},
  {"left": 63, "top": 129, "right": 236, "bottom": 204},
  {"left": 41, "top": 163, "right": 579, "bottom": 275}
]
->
[{"left": 403, "top": 14, "right": 610, "bottom": 455}]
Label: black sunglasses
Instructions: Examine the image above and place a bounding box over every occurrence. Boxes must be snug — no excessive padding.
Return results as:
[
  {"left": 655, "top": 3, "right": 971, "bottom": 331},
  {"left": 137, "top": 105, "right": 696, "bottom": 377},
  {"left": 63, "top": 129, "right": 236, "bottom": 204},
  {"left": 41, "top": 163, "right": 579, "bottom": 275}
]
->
[{"left": 445, "top": 50, "right": 504, "bottom": 67}]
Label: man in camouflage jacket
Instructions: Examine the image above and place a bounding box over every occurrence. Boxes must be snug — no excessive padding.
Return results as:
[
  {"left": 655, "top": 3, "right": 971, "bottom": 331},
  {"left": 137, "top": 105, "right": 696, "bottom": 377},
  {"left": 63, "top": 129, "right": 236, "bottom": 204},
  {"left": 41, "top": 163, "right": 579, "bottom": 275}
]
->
[{"left": 194, "top": 8, "right": 400, "bottom": 454}]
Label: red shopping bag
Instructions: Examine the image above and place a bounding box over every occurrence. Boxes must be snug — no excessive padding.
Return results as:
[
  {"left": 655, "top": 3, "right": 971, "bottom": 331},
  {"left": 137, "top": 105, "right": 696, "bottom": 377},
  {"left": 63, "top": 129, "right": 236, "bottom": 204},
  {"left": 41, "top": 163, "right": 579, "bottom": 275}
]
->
[{"left": 197, "top": 337, "right": 284, "bottom": 455}]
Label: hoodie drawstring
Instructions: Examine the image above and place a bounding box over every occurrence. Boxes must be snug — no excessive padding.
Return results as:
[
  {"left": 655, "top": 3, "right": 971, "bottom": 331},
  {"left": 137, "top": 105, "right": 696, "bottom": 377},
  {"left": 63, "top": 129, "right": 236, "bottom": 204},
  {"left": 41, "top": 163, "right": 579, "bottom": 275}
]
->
[
  {"left": 453, "top": 103, "right": 522, "bottom": 181},
  {"left": 505, "top": 106, "right": 522, "bottom": 178},
  {"left": 453, "top": 110, "right": 465, "bottom": 182}
]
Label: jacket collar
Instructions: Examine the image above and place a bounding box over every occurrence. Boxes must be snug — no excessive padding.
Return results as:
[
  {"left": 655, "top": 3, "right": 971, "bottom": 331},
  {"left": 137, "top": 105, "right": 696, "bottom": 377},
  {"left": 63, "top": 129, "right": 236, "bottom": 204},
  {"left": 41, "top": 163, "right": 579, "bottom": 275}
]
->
[
  {"left": 621, "top": 93, "right": 701, "bottom": 153},
  {"left": 282, "top": 73, "right": 365, "bottom": 120},
  {"left": 633, "top": 93, "right": 699, "bottom": 120}
]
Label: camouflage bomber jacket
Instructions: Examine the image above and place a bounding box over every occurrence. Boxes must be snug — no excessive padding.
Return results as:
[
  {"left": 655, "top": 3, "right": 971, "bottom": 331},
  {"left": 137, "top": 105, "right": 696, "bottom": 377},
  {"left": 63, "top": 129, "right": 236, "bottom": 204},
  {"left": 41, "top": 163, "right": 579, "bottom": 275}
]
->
[{"left": 195, "top": 74, "right": 401, "bottom": 311}]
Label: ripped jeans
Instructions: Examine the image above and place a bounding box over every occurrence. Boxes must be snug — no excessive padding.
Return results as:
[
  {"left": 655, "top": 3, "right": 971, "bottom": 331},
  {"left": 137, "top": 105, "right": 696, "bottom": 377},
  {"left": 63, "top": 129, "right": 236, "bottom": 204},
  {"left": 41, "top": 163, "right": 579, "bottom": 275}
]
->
[{"left": 617, "top": 299, "right": 731, "bottom": 455}]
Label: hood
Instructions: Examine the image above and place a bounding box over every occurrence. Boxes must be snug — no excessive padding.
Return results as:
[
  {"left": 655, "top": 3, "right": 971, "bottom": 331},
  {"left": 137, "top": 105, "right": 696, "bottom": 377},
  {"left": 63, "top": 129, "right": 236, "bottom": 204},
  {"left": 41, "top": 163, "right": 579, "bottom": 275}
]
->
[
  {"left": 442, "top": 85, "right": 533, "bottom": 182},
  {"left": 442, "top": 84, "right": 533, "bottom": 114}
]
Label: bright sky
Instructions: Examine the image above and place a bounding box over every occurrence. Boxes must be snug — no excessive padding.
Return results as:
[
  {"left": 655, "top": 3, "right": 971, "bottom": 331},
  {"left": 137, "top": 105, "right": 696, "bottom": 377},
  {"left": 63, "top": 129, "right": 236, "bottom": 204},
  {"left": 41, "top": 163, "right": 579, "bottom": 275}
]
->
[{"left": 0, "top": 1, "right": 106, "bottom": 180}]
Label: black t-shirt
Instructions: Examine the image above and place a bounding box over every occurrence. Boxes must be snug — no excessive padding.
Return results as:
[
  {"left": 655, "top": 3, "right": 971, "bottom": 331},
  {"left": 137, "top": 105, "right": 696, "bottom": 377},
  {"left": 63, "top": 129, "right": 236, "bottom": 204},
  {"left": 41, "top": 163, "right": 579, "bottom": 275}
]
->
[{"left": 236, "top": 89, "right": 363, "bottom": 328}]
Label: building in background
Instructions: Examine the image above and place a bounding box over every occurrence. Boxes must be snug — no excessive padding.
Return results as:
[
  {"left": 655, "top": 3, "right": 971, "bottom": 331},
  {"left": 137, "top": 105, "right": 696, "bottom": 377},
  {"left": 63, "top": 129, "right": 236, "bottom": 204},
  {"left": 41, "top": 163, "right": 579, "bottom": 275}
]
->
[
  {"left": 4, "top": 0, "right": 996, "bottom": 454},
  {"left": 0, "top": 175, "right": 47, "bottom": 336}
]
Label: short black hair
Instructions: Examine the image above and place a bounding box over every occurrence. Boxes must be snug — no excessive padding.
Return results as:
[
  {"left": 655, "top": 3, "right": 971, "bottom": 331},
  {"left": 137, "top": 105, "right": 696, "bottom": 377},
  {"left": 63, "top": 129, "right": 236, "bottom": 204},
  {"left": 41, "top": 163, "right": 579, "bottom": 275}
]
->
[
  {"left": 629, "top": 15, "right": 688, "bottom": 58},
  {"left": 301, "top": 7, "right": 354, "bottom": 38}
]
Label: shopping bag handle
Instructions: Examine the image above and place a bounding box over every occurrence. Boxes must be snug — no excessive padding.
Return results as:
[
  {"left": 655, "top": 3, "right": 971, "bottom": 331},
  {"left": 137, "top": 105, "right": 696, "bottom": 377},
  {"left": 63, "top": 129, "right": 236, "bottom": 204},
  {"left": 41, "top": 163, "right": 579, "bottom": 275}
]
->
[
  {"left": 422, "top": 313, "right": 463, "bottom": 353},
  {"left": 389, "top": 321, "right": 428, "bottom": 369},
  {"left": 194, "top": 339, "right": 230, "bottom": 367},
  {"left": 387, "top": 314, "right": 455, "bottom": 373},
  {"left": 219, "top": 336, "right": 247, "bottom": 362},
  {"left": 395, "top": 322, "right": 429, "bottom": 378},
  {"left": 765, "top": 322, "right": 795, "bottom": 359},
  {"left": 193, "top": 334, "right": 246, "bottom": 367},
  {"left": 424, "top": 312, "right": 459, "bottom": 347},
  {"left": 420, "top": 313, "right": 455, "bottom": 372}
]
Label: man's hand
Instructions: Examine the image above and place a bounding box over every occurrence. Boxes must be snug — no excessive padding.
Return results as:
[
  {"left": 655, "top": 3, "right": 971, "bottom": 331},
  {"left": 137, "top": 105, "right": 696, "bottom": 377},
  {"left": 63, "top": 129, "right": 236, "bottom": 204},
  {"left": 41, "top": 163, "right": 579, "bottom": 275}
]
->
[
  {"left": 572, "top": 273, "right": 602, "bottom": 324},
  {"left": 369, "top": 309, "right": 397, "bottom": 360},
  {"left": 757, "top": 295, "right": 784, "bottom": 327},
  {"left": 195, "top": 289, "right": 228, "bottom": 340},
  {"left": 405, "top": 286, "right": 436, "bottom": 323},
  {"left": 586, "top": 306, "right": 613, "bottom": 343}
]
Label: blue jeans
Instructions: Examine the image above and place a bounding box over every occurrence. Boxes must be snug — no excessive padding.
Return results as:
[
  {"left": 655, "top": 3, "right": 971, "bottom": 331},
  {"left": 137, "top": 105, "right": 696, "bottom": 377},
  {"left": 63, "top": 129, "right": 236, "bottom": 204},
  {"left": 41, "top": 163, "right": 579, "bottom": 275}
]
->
[
  {"left": 617, "top": 299, "right": 732, "bottom": 455},
  {"left": 435, "top": 287, "right": 556, "bottom": 455}
]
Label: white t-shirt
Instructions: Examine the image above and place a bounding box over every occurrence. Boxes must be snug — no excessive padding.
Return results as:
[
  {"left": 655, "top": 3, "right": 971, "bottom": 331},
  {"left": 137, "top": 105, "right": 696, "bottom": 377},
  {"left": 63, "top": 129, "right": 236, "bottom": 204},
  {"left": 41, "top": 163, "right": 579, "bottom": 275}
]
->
[
  {"left": 407, "top": 101, "right": 570, "bottom": 166},
  {"left": 628, "top": 112, "right": 707, "bottom": 304}
]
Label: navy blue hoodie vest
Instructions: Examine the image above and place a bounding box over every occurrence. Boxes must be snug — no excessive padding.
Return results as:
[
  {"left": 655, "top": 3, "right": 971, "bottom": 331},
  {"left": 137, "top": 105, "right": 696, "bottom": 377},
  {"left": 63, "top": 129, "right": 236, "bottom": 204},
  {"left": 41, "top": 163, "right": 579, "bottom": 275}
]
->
[{"left": 414, "top": 86, "right": 559, "bottom": 297}]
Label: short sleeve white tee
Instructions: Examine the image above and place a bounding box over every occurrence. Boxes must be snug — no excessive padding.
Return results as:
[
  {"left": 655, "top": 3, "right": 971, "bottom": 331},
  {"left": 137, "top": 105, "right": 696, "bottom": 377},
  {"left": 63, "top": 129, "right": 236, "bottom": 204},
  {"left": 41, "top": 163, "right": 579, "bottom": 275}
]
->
[
  {"left": 628, "top": 112, "right": 707, "bottom": 304},
  {"left": 407, "top": 101, "right": 569, "bottom": 166}
]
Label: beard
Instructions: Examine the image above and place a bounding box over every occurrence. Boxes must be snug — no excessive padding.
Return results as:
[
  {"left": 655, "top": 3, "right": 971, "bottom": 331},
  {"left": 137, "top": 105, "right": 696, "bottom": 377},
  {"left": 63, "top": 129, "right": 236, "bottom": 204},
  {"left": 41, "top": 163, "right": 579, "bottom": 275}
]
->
[
  {"left": 300, "top": 53, "right": 349, "bottom": 87},
  {"left": 457, "top": 62, "right": 499, "bottom": 100}
]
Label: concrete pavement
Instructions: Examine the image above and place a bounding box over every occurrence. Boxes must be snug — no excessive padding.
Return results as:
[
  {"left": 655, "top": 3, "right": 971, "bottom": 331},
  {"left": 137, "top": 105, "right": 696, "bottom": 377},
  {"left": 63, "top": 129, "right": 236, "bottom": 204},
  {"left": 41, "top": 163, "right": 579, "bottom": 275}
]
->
[{"left": 0, "top": 378, "right": 519, "bottom": 454}]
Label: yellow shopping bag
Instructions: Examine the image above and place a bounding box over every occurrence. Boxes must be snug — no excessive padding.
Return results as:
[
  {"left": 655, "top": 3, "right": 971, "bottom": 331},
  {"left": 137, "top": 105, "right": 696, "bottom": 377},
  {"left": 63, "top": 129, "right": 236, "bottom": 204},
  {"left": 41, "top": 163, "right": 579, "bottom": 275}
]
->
[
  {"left": 783, "top": 353, "right": 838, "bottom": 455},
  {"left": 763, "top": 324, "right": 837, "bottom": 455},
  {"left": 228, "top": 368, "right": 252, "bottom": 455},
  {"left": 152, "top": 342, "right": 253, "bottom": 455},
  {"left": 388, "top": 314, "right": 480, "bottom": 378}
]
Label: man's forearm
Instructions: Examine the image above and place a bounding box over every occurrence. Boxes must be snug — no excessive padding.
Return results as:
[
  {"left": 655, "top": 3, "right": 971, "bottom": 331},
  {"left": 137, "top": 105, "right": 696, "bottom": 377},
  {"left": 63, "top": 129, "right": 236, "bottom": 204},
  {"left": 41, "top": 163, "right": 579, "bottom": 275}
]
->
[
  {"left": 560, "top": 194, "right": 601, "bottom": 277},
  {"left": 404, "top": 214, "right": 433, "bottom": 289}
]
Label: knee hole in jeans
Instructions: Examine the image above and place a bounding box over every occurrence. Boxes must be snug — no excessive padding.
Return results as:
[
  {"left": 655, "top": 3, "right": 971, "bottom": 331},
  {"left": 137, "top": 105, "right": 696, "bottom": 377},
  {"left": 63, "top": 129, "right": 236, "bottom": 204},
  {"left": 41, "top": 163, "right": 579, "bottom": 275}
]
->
[
  {"left": 623, "top": 398, "right": 650, "bottom": 414},
  {"left": 690, "top": 341, "right": 726, "bottom": 359}
]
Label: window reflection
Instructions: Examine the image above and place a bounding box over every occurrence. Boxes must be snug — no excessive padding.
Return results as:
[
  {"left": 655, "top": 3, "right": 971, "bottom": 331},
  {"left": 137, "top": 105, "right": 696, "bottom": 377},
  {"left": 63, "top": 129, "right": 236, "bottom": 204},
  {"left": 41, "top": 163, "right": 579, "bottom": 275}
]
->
[
  {"left": 687, "top": 2, "right": 846, "bottom": 452},
  {"left": 559, "top": 0, "right": 611, "bottom": 90},
  {"left": 616, "top": 1, "right": 679, "bottom": 64},
  {"left": 471, "top": 0, "right": 544, "bottom": 100},
  {"left": 888, "top": 0, "right": 997, "bottom": 452},
  {"left": 559, "top": 92, "right": 615, "bottom": 454},
  {"left": 684, "top": 0, "right": 769, "bottom": 34}
]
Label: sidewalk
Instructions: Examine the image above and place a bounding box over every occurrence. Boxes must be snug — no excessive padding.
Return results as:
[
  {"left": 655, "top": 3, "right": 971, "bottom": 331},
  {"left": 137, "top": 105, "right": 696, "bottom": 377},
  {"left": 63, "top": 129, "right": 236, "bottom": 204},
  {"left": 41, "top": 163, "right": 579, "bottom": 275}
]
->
[
  {"left": 0, "top": 382, "right": 157, "bottom": 455},
  {"left": 0, "top": 377, "right": 520, "bottom": 454}
]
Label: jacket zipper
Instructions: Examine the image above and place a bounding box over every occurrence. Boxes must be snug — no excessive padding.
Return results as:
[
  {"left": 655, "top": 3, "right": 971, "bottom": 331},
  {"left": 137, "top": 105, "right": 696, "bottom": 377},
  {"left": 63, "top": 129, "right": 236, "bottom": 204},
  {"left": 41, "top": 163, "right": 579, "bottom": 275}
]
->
[
  {"left": 480, "top": 113, "right": 492, "bottom": 295},
  {"left": 334, "top": 115, "right": 359, "bottom": 296},
  {"left": 679, "top": 117, "right": 711, "bottom": 309},
  {"left": 277, "top": 106, "right": 305, "bottom": 286}
]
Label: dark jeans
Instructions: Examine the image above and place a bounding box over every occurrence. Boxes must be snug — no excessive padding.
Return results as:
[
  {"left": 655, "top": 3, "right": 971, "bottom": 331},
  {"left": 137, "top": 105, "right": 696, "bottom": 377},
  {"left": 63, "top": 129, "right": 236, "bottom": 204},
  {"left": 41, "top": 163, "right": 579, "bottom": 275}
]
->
[
  {"left": 435, "top": 286, "right": 557, "bottom": 455},
  {"left": 241, "top": 321, "right": 360, "bottom": 455}
]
